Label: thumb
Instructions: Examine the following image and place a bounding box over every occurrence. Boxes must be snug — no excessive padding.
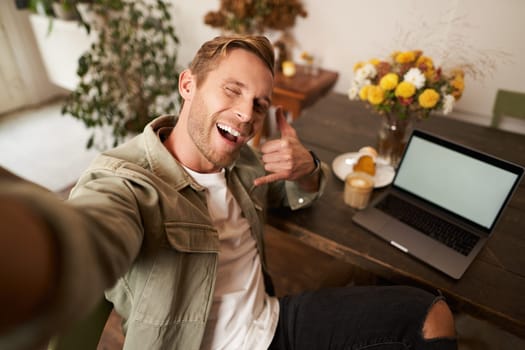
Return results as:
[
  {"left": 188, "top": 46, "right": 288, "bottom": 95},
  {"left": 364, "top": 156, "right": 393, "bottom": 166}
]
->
[{"left": 276, "top": 107, "right": 296, "bottom": 138}]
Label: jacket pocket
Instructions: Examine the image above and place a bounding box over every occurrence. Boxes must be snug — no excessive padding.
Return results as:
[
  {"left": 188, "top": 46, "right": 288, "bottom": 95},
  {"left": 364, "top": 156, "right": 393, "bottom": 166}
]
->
[
  {"left": 130, "top": 227, "right": 218, "bottom": 327},
  {"left": 164, "top": 222, "right": 219, "bottom": 253}
]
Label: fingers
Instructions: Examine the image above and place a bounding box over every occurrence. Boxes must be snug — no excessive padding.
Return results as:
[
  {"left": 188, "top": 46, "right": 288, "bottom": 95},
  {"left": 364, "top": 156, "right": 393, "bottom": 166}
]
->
[
  {"left": 253, "top": 107, "right": 305, "bottom": 187},
  {"left": 254, "top": 139, "right": 293, "bottom": 187},
  {"left": 253, "top": 172, "right": 287, "bottom": 187},
  {"left": 260, "top": 138, "right": 285, "bottom": 154},
  {"left": 275, "top": 107, "right": 297, "bottom": 138},
  {"left": 253, "top": 141, "right": 311, "bottom": 187}
]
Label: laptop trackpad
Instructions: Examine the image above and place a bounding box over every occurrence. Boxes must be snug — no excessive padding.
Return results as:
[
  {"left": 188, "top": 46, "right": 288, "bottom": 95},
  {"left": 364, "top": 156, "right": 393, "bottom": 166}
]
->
[
  {"left": 379, "top": 217, "right": 435, "bottom": 257},
  {"left": 354, "top": 209, "right": 433, "bottom": 256}
]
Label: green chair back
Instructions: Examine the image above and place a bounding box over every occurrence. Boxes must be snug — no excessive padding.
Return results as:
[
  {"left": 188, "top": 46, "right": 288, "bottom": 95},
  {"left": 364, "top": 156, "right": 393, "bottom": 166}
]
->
[
  {"left": 48, "top": 298, "right": 113, "bottom": 350},
  {"left": 491, "top": 89, "right": 525, "bottom": 128}
]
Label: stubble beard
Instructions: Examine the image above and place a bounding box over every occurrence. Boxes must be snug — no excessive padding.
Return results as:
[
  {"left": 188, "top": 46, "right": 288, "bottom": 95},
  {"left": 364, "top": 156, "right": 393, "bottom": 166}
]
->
[{"left": 187, "top": 109, "right": 241, "bottom": 170}]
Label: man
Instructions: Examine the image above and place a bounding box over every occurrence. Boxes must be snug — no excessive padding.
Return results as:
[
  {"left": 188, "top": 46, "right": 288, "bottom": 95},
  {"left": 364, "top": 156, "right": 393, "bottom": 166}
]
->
[{"left": 0, "top": 35, "right": 457, "bottom": 349}]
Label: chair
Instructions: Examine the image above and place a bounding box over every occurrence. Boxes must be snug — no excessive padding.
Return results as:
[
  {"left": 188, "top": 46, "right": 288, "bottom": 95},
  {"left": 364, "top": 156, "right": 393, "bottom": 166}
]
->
[
  {"left": 48, "top": 298, "right": 113, "bottom": 350},
  {"left": 491, "top": 89, "right": 525, "bottom": 128}
]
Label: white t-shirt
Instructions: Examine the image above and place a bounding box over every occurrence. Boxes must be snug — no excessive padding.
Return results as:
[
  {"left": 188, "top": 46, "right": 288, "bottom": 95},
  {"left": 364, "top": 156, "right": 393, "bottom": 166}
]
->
[{"left": 183, "top": 167, "right": 279, "bottom": 350}]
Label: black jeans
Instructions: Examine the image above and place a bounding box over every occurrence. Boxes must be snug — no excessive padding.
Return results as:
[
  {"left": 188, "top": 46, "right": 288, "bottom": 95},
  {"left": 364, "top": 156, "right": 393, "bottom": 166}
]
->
[{"left": 269, "top": 285, "right": 457, "bottom": 350}]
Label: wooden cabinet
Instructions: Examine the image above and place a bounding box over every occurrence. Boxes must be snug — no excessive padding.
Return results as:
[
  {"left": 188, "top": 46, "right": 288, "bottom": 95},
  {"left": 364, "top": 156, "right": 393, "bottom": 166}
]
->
[{"left": 273, "top": 65, "right": 339, "bottom": 120}]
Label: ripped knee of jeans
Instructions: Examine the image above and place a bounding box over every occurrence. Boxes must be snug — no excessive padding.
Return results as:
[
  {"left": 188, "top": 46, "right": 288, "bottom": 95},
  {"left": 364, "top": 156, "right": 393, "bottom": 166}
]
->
[{"left": 422, "top": 299, "right": 456, "bottom": 339}]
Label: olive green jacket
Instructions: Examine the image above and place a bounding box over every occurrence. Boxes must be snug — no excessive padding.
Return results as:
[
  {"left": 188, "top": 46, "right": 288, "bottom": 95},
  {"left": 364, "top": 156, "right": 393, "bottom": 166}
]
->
[{"left": 1, "top": 116, "right": 327, "bottom": 350}]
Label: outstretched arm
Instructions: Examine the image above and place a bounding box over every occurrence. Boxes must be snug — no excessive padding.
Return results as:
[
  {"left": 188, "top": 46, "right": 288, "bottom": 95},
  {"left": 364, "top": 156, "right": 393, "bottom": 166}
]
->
[
  {"left": 0, "top": 189, "right": 59, "bottom": 334},
  {"left": 0, "top": 167, "right": 142, "bottom": 347}
]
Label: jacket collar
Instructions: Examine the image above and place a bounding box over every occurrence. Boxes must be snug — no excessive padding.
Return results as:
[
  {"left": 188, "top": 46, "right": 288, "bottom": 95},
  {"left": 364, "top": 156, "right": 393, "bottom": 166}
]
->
[{"left": 143, "top": 115, "right": 207, "bottom": 192}]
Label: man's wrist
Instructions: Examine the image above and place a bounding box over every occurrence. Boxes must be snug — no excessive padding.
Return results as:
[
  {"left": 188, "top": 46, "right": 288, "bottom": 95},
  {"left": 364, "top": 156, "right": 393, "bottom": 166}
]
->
[
  {"left": 296, "top": 150, "right": 321, "bottom": 193},
  {"left": 308, "top": 150, "right": 321, "bottom": 175}
]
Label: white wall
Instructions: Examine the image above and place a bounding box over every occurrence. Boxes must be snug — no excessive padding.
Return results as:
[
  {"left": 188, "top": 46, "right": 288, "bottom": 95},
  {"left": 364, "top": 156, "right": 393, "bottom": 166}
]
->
[
  {"left": 29, "top": 14, "right": 95, "bottom": 91},
  {"left": 172, "top": 0, "right": 525, "bottom": 128},
  {"left": 11, "top": 0, "right": 524, "bottom": 127},
  {"left": 0, "top": 1, "right": 65, "bottom": 114}
]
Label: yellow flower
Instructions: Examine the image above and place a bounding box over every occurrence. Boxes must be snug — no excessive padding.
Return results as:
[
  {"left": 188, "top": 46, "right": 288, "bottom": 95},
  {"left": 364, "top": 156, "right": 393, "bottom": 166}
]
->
[
  {"left": 416, "top": 56, "right": 434, "bottom": 79},
  {"left": 416, "top": 55, "right": 434, "bottom": 69},
  {"left": 351, "top": 49, "right": 466, "bottom": 116},
  {"left": 353, "top": 61, "right": 365, "bottom": 72},
  {"left": 358, "top": 85, "right": 371, "bottom": 100},
  {"left": 418, "top": 89, "right": 440, "bottom": 108},
  {"left": 395, "top": 51, "right": 416, "bottom": 64},
  {"left": 451, "top": 74, "right": 465, "bottom": 90},
  {"left": 451, "top": 75, "right": 465, "bottom": 99},
  {"left": 424, "top": 68, "right": 436, "bottom": 80},
  {"left": 395, "top": 81, "right": 416, "bottom": 98},
  {"left": 452, "top": 77, "right": 464, "bottom": 91},
  {"left": 367, "top": 85, "right": 385, "bottom": 105},
  {"left": 416, "top": 55, "right": 434, "bottom": 67},
  {"left": 379, "top": 73, "right": 399, "bottom": 90}
]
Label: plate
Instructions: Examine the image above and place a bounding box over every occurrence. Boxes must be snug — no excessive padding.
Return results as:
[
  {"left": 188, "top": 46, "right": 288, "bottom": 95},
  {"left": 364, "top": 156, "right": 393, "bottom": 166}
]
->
[{"left": 332, "top": 152, "right": 395, "bottom": 188}]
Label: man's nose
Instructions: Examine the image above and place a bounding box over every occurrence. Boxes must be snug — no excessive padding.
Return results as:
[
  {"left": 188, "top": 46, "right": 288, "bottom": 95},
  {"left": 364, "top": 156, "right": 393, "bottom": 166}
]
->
[{"left": 234, "top": 100, "right": 253, "bottom": 122}]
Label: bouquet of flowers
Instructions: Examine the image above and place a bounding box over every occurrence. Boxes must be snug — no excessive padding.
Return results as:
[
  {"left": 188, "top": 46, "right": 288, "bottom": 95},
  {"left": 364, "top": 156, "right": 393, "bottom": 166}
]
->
[{"left": 348, "top": 50, "right": 465, "bottom": 120}]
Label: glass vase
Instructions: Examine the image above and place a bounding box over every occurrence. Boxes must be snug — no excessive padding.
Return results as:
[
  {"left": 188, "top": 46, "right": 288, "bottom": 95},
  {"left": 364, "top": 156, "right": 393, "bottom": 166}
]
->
[{"left": 376, "top": 115, "right": 413, "bottom": 169}]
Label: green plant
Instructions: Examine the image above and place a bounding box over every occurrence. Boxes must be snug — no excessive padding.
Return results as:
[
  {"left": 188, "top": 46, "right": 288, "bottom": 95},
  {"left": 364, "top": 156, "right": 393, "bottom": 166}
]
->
[
  {"left": 18, "top": 1, "right": 88, "bottom": 34},
  {"left": 26, "top": 0, "right": 53, "bottom": 16},
  {"left": 62, "top": 0, "right": 181, "bottom": 149},
  {"left": 24, "top": 0, "right": 81, "bottom": 17}
]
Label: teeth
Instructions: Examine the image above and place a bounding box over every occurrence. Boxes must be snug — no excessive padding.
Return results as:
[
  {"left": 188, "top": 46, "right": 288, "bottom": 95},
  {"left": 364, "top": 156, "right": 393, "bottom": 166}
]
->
[{"left": 217, "top": 123, "right": 240, "bottom": 137}]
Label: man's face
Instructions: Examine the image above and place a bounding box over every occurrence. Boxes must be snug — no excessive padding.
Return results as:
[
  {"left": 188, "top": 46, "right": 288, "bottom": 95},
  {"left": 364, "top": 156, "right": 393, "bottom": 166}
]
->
[{"left": 186, "top": 49, "right": 273, "bottom": 169}]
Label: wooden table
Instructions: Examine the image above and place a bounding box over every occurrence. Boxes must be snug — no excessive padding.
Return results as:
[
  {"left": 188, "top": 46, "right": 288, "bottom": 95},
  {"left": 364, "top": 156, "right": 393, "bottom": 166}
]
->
[
  {"left": 268, "top": 92, "right": 525, "bottom": 338},
  {"left": 273, "top": 64, "right": 339, "bottom": 120}
]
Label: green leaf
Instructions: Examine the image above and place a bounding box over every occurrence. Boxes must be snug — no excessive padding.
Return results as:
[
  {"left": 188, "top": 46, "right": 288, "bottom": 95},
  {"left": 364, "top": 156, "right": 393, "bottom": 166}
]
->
[
  {"left": 64, "top": 0, "right": 179, "bottom": 150},
  {"left": 86, "top": 135, "right": 94, "bottom": 149}
]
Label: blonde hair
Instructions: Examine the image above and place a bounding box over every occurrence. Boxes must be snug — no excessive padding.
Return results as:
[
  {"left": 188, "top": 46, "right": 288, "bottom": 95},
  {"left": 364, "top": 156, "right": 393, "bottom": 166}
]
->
[{"left": 189, "top": 35, "right": 275, "bottom": 86}]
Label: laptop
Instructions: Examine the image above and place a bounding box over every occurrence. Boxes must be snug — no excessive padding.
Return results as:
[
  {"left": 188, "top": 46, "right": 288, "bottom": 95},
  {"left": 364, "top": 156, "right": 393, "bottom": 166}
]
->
[{"left": 353, "top": 129, "right": 524, "bottom": 279}]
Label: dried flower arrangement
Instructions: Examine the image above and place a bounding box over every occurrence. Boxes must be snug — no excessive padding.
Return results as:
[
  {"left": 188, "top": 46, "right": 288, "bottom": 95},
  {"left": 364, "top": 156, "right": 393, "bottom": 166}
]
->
[{"left": 204, "top": 0, "right": 307, "bottom": 34}]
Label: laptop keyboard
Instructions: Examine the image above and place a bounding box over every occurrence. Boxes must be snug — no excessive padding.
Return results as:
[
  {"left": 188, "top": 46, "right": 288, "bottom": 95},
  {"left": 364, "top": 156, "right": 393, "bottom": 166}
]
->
[{"left": 376, "top": 195, "right": 480, "bottom": 256}]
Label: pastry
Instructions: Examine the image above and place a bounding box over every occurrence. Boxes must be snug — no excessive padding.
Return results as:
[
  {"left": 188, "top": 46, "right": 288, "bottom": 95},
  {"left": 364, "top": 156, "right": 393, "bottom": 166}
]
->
[
  {"left": 353, "top": 155, "right": 376, "bottom": 176},
  {"left": 353, "top": 146, "right": 378, "bottom": 176}
]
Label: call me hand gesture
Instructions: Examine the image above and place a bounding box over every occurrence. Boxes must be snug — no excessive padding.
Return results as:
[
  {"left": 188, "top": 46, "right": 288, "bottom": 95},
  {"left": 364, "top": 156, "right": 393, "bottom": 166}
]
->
[{"left": 253, "top": 107, "right": 319, "bottom": 192}]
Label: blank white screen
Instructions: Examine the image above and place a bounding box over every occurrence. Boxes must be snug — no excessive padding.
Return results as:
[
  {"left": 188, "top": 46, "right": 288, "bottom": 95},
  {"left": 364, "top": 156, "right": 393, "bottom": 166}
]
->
[{"left": 394, "top": 137, "right": 519, "bottom": 229}]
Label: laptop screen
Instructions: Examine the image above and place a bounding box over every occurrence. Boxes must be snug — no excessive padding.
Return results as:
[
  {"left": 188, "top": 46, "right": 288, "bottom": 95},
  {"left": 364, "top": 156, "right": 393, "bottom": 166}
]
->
[{"left": 393, "top": 130, "right": 523, "bottom": 231}]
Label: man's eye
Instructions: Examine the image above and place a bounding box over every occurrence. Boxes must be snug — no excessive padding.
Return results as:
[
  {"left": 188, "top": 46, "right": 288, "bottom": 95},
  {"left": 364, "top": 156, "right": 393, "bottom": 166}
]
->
[
  {"left": 254, "top": 103, "right": 269, "bottom": 114},
  {"left": 225, "top": 87, "right": 240, "bottom": 95}
]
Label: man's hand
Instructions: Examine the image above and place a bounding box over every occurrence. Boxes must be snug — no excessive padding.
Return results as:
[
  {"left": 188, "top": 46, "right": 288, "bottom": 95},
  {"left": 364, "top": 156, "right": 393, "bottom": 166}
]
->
[
  {"left": 0, "top": 195, "right": 59, "bottom": 333},
  {"left": 253, "top": 107, "right": 318, "bottom": 189}
]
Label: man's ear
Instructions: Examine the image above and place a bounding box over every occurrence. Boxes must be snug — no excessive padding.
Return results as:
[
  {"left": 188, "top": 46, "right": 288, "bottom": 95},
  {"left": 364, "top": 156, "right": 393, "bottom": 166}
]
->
[{"left": 179, "top": 69, "right": 195, "bottom": 100}]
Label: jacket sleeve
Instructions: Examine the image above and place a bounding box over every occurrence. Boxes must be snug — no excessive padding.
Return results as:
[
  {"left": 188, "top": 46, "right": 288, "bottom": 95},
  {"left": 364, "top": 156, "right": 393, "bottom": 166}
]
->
[
  {"left": 0, "top": 167, "right": 144, "bottom": 350},
  {"left": 268, "top": 161, "right": 330, "bottom": 210}
]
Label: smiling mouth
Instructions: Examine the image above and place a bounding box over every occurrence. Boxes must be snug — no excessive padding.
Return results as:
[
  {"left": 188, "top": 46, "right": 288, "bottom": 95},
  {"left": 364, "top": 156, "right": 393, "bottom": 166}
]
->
[{"left": 217, "top": 123, "right": 241, "bottom": 143}]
